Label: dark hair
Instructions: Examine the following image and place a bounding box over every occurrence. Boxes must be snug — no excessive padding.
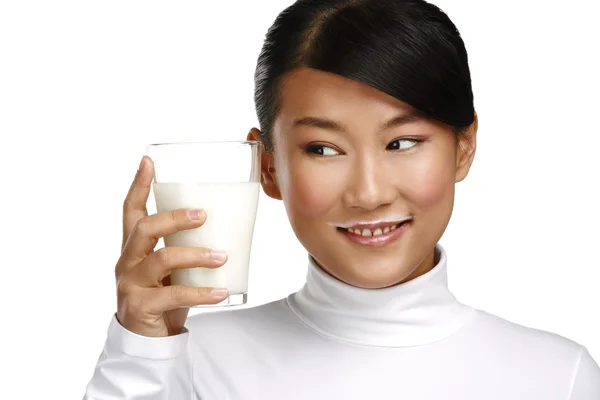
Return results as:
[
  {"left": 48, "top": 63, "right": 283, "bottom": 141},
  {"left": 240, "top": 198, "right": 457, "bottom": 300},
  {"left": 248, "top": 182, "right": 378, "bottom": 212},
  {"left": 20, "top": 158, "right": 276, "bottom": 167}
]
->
[{"left": 254, "top": 0, "right": 475, "bottom": 152}]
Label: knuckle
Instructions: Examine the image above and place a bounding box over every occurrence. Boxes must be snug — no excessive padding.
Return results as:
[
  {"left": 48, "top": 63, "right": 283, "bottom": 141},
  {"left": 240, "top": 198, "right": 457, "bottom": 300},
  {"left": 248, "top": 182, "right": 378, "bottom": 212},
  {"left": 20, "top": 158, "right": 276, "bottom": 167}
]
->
[
  {"left": 123, "top": 198, "right": 133, "bottom": 212},
  {"left": 196, "top": 287, "right": 211, "bottom": 298},
  {"left": 116, "top": 277, "right": 134, "bottom": 298},
  {"left": 170, "top": 285, "right": 185, "bottom": 299},
  {"left": 134, "top": 217, "right": 150, "bottom": 236},
  {"left": 155, "top": 247, "right": 172, "bottom": 265},
  {"left": 124, "top": 294, "right": 145, "bottom": 316},
  {"left": 115, "top": 262, "right": 124, "bottom": 280},
  {"left": 118, "top": 283, "right": 147, "bottom": 314}
]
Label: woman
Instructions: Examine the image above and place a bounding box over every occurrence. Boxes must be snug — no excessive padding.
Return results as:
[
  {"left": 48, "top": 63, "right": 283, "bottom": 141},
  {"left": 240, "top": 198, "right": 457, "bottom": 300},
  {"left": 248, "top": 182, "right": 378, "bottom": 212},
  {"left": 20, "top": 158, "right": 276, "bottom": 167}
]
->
[{"left": 84, "top": 0, "right": 600, "bottom": 398}]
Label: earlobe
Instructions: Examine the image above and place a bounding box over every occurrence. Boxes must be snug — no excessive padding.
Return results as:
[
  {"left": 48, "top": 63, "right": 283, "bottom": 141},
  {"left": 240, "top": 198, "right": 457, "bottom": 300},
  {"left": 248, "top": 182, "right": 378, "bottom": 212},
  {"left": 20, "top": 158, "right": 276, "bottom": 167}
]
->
[
  {"left": 261, "top": 165, "right": 283, "bottom": 200},
  {"left": 247, "top": 128, "right": 283, "bottom": 200}
]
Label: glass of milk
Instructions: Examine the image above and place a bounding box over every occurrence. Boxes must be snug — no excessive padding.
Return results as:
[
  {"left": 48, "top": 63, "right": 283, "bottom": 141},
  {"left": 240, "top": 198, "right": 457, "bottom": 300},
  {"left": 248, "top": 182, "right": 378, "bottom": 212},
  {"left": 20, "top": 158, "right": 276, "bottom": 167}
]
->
[{"left": 147, "top": 141, "right": 261, "bottom": 307}]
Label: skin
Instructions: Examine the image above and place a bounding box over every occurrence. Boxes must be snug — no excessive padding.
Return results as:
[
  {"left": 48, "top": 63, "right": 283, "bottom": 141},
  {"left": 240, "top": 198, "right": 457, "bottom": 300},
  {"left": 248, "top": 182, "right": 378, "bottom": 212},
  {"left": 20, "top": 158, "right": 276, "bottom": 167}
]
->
[
  {"left": 116, "top": 158, "right": 230, "bottom": 337},
  {"left": 115, "top": 66, "right": 477, "bottom": 338},
  {"left": 248, "top": 67, "right": 478, "bottom": 289}
]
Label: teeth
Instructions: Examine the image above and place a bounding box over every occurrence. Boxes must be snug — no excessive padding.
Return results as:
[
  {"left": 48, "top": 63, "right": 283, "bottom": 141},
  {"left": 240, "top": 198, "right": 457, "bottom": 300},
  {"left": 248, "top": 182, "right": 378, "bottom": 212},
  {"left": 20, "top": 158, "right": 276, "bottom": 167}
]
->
[{"left": 345, "top": 222, "right": 405, "bottom": 236}]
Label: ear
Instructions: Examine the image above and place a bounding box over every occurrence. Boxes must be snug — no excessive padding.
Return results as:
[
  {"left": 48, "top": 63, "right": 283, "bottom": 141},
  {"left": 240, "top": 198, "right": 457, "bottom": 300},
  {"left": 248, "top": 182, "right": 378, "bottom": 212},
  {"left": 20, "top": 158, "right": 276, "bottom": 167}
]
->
[
  {"left": 247, "top": 128, "right": 282, "bottom": 200},
  {"left": 455, "top": 112, "right": 478, "bottom": 183}
]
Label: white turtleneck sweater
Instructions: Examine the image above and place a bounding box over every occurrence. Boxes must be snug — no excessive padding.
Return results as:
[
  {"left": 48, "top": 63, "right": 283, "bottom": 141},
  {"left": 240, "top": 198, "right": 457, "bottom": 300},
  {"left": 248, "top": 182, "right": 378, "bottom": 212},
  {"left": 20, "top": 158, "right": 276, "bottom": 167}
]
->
[{"left": 84, "top": 244, "right": 600, "bottom": 399}]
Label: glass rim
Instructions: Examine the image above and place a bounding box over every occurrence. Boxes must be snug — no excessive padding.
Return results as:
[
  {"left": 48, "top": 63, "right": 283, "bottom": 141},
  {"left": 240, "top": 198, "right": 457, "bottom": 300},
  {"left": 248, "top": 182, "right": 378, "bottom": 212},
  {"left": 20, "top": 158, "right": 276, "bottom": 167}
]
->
[{"left": 147, "top": 140, "right": 261, "bottom": 148}]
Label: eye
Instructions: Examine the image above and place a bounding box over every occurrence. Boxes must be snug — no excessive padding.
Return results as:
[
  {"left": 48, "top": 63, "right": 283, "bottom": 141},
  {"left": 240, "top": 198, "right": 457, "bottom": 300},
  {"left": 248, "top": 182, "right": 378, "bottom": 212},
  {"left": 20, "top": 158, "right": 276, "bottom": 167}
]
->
[
  {"left": 387, "top": 138, "right": 421, "bottom": 151},
  {"left": 305, "top": 144, "right": 341, "bottom": 156}
]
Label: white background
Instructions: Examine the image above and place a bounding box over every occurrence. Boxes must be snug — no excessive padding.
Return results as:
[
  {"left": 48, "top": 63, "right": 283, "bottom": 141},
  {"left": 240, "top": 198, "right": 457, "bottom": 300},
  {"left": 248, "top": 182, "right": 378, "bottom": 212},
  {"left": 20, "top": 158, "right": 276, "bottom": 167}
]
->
[{"left": 1, "top": 0, "right": 599, "bottom": 398}]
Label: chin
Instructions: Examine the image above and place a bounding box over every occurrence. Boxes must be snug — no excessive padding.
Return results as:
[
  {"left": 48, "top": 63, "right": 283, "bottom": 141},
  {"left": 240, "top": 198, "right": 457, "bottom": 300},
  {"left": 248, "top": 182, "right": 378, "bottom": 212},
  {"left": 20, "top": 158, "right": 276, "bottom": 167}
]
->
[
  {"left": 324, "top": 256, "right": 418, "bottom": 289},
  {"left": 300, "top": 228, "right": 420, "bottom": 289}
]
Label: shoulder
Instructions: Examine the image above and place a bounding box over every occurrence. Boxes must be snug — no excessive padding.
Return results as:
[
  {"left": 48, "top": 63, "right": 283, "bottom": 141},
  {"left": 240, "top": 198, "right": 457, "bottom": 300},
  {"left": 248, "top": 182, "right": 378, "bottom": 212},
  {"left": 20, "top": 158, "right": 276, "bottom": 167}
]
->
[
  {"left": 467, "top": 309, "right": 585, "bottom": 365},
  {"left": 570, "top": 345, "right": 600, "bottom": 398},
  {"left": 454, "top": 310, "right": 600, "bottom": 397}
]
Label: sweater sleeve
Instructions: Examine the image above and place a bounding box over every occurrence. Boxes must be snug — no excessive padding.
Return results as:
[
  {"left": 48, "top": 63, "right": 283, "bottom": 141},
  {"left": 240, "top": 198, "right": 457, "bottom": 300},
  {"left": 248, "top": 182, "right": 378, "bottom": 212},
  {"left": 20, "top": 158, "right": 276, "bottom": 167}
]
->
[
  {"left": 569, "top": 346, "right": 600, "bottom": 400},
  {"left": 83, "top": 314, "right": 193, "bottom": 400}
]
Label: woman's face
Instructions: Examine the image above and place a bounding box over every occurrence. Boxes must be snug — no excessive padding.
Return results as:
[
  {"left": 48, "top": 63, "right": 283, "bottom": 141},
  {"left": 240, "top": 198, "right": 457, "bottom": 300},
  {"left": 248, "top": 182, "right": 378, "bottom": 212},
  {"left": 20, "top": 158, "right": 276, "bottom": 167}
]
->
[{"left": 249, "top": 67, "right": 477, "bottom": 289}]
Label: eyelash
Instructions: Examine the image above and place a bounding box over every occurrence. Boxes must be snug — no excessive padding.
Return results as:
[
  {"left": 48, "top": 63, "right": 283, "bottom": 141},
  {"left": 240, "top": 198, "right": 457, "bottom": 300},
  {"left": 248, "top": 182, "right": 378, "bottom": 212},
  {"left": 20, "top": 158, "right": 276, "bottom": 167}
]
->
[{"left": 305, "top": 139, "right": 422, "bottom": 156}]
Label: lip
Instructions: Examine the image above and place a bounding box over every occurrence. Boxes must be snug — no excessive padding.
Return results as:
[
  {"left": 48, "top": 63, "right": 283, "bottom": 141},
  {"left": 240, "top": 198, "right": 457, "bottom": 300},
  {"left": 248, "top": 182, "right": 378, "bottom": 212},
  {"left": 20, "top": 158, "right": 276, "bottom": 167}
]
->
[
  {"left": 339, "top": 220, "right": 410, "bottom": 248},
  {"left": 332, "top": 217, "right": 413, "bottom": 230}
]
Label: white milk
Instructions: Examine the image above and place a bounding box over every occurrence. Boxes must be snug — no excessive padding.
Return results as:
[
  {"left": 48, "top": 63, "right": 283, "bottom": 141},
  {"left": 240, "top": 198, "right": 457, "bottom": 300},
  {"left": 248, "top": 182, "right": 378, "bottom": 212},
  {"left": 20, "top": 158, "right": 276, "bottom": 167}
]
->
[{"left": 152, "top": 182, "right": 260, "bottom": 294}]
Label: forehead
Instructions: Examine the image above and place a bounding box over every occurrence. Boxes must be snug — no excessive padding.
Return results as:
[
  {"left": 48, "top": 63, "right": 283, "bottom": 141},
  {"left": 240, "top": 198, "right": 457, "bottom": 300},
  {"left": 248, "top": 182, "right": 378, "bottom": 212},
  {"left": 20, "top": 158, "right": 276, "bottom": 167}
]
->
[{"left": 276, "top": 67, "right": 416, "bottom": 124}]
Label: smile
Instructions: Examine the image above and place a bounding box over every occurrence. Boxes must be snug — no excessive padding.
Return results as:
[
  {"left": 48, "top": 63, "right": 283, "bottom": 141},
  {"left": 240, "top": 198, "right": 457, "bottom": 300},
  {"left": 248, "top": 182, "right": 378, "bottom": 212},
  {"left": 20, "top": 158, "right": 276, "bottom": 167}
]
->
[
  {"left": 345, "top": 223, "right": 401, "bottom": 237},
  {"left": 336, "top": 219, "right": 411, "bottom": 248}
]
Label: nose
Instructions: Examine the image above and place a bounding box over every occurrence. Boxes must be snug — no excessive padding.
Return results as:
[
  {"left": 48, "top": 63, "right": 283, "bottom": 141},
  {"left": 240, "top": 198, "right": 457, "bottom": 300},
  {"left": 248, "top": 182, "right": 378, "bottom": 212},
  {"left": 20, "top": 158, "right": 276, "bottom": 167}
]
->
[{"left": 342, "top": 154, "right": 397, "bottom": 211}]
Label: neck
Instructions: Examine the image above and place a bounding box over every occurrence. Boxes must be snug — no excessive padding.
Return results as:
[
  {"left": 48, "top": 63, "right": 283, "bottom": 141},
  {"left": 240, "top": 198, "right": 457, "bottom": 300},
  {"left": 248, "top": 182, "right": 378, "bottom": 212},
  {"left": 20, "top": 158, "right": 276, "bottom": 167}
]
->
[
  {"left": 287, "top": 243, "right": 476, "bottom": 347},
  {"left": 317, "top": 247, "right": 438, "bottom": 289}
]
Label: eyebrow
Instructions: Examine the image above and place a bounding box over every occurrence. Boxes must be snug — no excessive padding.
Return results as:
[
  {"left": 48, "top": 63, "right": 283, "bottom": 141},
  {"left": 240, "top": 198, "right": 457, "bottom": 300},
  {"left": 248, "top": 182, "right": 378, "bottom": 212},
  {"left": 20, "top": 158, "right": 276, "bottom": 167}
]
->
[{"left": 292, "top": 111, "right": 421, "bottom": 133}]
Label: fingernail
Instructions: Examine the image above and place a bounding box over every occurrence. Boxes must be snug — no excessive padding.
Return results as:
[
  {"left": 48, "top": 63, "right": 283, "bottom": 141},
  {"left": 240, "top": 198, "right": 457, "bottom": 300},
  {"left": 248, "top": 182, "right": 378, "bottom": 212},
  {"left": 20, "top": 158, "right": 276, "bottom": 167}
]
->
[
  {"left": 187, "top": 209, "right": 205, "bottom": 221},
  {"left": 211, "top": 288, "right": 228, "bottom": 297},
  {"left": 211, "top": 250, "right": 227, "bottom": 261}
]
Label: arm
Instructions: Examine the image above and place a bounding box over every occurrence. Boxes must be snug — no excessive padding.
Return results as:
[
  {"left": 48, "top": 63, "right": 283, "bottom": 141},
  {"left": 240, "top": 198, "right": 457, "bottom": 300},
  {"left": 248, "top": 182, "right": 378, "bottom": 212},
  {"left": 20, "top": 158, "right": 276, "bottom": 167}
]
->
[
  {"left": 83, "top": 314, "right": 193, "bottom": 400},
  {"left": 569, "top": 346, "right": 600, "bottom": 400}
]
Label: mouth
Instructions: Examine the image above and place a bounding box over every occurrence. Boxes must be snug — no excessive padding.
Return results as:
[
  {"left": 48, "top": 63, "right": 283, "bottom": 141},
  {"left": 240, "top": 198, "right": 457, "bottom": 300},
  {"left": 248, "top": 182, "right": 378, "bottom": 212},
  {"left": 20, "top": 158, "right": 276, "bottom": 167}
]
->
[{"left": 336, "top": 219, "right": 412, "bottom": 248}]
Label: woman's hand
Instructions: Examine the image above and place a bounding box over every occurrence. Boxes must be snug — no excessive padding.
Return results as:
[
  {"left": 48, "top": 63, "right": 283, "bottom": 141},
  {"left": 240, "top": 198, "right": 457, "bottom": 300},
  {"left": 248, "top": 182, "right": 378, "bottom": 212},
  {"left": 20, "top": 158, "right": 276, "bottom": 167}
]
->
[{"left": 115, "top": 156, "right": 229, "bottom": 337}]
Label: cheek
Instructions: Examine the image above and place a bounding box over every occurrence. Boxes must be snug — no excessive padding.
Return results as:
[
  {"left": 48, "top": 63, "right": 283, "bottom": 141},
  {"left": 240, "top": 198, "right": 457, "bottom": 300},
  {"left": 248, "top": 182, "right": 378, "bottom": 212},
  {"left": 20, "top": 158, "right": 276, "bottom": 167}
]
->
[
  {"left": 278, "top": 157, "right": 343, "bottom": 220},
  {"left": 404, "top": 151, "right": 456, "bottom": 211},
  {"left": 285, "top": 169, "right": 339, "bottom": 219}
]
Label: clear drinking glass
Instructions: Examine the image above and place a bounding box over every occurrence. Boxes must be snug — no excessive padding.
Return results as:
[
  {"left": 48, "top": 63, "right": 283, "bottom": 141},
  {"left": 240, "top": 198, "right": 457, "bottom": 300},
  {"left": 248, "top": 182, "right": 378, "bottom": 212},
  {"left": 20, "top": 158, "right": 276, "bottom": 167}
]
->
[{"left": 147, "top": 141, "right": 261, "bottom": 307}]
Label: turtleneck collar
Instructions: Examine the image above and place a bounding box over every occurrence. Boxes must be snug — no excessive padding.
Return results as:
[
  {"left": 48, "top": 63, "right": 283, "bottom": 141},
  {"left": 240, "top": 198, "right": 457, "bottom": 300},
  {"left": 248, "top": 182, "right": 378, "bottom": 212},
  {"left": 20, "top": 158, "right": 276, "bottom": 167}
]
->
[{"left": 287, "top": 243, "right": 476, "bottom": 347}]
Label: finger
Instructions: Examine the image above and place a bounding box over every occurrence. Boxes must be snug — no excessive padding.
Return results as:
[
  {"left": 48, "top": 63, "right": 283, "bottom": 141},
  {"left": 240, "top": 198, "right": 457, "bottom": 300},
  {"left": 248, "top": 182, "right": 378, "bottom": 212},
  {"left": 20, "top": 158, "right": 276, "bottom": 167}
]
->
[
  {"left": 122, "top": 156, "right": 154, "bottom": 251},
  {"left": 122, "top": 208, "right": 208, "bottom": 263},
  {"left": 147, "top": 285, "right": 229, "bottom": 313},
  {"left": 136, "top": 246, "right": 228, "bottom": 284}
]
